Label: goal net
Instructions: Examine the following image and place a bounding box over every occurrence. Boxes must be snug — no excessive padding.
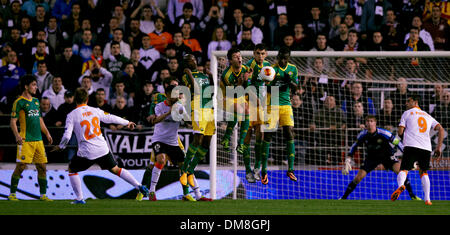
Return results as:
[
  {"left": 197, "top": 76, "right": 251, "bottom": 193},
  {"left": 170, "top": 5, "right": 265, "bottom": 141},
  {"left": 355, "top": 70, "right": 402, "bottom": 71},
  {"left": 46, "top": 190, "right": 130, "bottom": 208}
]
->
[{"left": 208, "top": 51, "right": 450, "bottom": 200}]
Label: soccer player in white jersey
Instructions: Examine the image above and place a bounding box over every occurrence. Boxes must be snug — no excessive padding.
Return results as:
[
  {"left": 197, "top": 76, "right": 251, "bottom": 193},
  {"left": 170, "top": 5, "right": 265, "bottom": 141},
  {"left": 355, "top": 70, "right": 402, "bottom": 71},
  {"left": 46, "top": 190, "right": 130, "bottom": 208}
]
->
[
  {"left": 391, "top": 94, "right": 444, "bottom": 205},
  {"left": 52, "top": 88, "right": 149, "bottom": 204}
]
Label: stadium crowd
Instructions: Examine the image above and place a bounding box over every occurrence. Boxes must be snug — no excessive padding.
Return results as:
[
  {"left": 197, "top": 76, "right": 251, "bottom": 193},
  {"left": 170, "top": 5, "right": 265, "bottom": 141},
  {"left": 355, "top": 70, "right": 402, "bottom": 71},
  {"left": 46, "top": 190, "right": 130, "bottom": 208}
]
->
[{"left": 0, "top": 0, "right": 450, "bottom": 164}]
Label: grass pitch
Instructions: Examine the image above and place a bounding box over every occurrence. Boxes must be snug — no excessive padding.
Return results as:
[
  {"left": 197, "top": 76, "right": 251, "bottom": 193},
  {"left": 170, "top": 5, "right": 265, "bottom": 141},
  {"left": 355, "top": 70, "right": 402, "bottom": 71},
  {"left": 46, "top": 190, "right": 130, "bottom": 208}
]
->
[{"left": 1, "top": 199, "right": 449, "bottom": 215}]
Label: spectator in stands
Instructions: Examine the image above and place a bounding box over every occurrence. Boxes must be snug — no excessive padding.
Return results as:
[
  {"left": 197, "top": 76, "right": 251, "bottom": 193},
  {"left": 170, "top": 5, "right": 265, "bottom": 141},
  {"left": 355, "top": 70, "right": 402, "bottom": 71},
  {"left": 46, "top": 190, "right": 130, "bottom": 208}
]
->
[
  {"left": 148, "top": 16, "right": 173, "bottom": 54},
  {"left": 207, "top": 26, "right": 231, "bottom": 59},
  {"left": 174, "top": 2, "right": 201, "bottom": 34},
  {"left": 72, "top": 29, "right": 94, "bottom": 62},
  {"left": 342, "top": 81, "right": 376, "bottom": 117},
  {"left": 308, "top": 33, "right": 335, "bottom": 72},
  {"left": 79, "top": 64, "right": 113, "bottom": 99},
  {"left": 52, "top": 0, "right": 74, "bottom": 21},
  {"left": 98, "top": 16, "right": 119, "bottom": 46},
  {"left": 328, "top": 13, "right": 342, "bottom": 40},
  {"left": 343, "top": 29, "right": 366, "bottom": 52},
  {"left": 80, "top": 75, "right": 94, "bottom": 95},
  {"left": 360, "top": 0, "right": 392, "bottom": 40},
  {"left": 34, "top": 60, "right": 53, "bottom": 95},
  {"left": 380, "top": 8, "right": 405, "bottom": 51},
  {"left": 81, "top": 44, "right": 103, "bottom": 74},
  {"left": 45, "top": 16, "right": 64, "bottom": 55},
  {"left": 89, "top": 87, "right": 112, "bottom": 113},
  {"left": 103, "top": 28, "right": 131, "bottom": 59},
  {"left": 404, "top": 16, "right": 434, "bottom": 51},
  {"left": 333, "top": 0, "right": 348, "bottom": 19},
  {"left": 390, "top": 77, "right": 413, "bottom": 116},
  {"left": 228, "top": 8, "right": 244, "bottom": 46},
  {"left": 292, "top": 22, "right": 313, "bottom": 51},
  {"left": 376, "top": 98, "right": 398, "bottom": 132},
  {"left": 56, "top": 45, "right": 82, "bottom": 91},
  {"left": 291, "top": 93, "right": 314, "bottom": 165},
  {"left": 344, "top": 12, "right": 360, "bottom": 33},
  {"left": 20, "top": 15, "right": 33, "bottom": 41},
  {"left": 0, "top": 50, "right": 26, "bottom": 113},
  {"left": 109, "top": 95, "right": 133, "bottom": 130},
  {"left": 236, "top": 15, "right": 263, "bottom": 45},
  {"left": 167, "top": 56, "right": 182, "bottom": 78},
  {"left": 114, "top": 62, "right": 140, "bottom": 101},
  {"left": 9, "top": 1, "right": 25, "bottom": 28},
  {"left": 433, "top": 90, "right": 450, "bottom": 130},
  {"left": 424, "top": 84, "right": 445, "bottom": 114},
  {"left": 72, "top": 18, "right": 97, "bottom": 47},
  {"left": 422, "top": 0, "right": 450, "bottom": 25},
  {"left": 170, "top": 31, "right": 192, "bottom": 61},
  {"left": 168, "top": 0, "right": 203, "bottom": 25},
  {"left": 8, "top": 27, "right": 30, "bottom": 64},
  {"left": 103, "top": 41, "right": 130, "bottom": 80},
  {"left": 31, "top": 5, "right": 47, "bottom": 34},
  {"left": 40, "top": 96, "right": 59, "bottom": 127},
  {"left": 404, "top": 26, "right": 431, "bottom": 51},
  {"left": 60, "top": 2, "right": 81, "bottom": 42},
  {"left": 199, "top": 4, "right": 228, "bottom": 48},
  {"left": 126, "top": 18, "right": 146, "bottom": 51},
  {"left": 22, "top": 0, "right": 50, "bottom": 18},
  {"left": 305, "top": 5, "right": 329, "bottom": 40},
  {"left": 55, "top": 90, "right": 76, "bottom": 127},
  {"left": 129, "top": 48, "right": 147, "bottom": 80},
  {"left": 133, "top": 80, "right": 155, "bottom": 127},
  {"left": 422, "top": 5, "right": 450, "bottom": 51},
  {"left": 134, "top": 4, "right": 155, "bottom": 35},
  {"left": 181, "top": 22, "right": 203, "bottom": 63},
  {"left": 154, "top": 68, "right": 171, "bottom": 93},
  {"left": 139, "top": 34, "right": 161, "bottom": 73},
  {"left": 42, "top": 76, "right": 66, "bottom": 110},
  {"left": 367, "top": 31, "right": 389, "bottom": 51},
  {"left": 272, "top": 13, "right": 291, "bottom": 49},
  {"left": 237, "top": 27, "right": 255, "bottom": 50},
  {"left": 112, "top": 4, "right": 127, "bottom": 30},
  {"left": 26, "top": 40, "right": 54, "bottom": 74},
  {"left": 109, "top": 80, "right": 132, "bottom": 108},
  {"left": 314, "top": 95, "right": 346, "bottom": 165},
  {"left": 346, "top": 101, "right": 366, "bottom": 142},
  {"left": 329, "top": 22, "right": 349, "bottom": 51},
  {"left": 277, "top": 34, "right": 296, "bottom": 51}
]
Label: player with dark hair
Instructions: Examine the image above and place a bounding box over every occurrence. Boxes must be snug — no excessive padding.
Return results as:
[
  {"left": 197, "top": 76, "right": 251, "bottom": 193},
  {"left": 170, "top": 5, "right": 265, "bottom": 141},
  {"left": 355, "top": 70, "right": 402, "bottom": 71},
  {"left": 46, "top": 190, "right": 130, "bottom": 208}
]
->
[
  {"left": 340, "top": 115, "right": 421, "bottom": 200},
  {"left": 9, "top": 75, "right": 53, "bottom": 201},
  {"left": 262, "top": 46, "right": 299, "bottom": 184},
  {"left": 220, "top": 47, "right": 252, "bottom": 154},
  {"left": 52, "top": 87, "right": 149, "bottom": 204},
  {"left": 241, "top": 43, "right": 271, "bottom": 183},
  {"left": 391, "top": 94, "right": 444, "bottom": 205}
]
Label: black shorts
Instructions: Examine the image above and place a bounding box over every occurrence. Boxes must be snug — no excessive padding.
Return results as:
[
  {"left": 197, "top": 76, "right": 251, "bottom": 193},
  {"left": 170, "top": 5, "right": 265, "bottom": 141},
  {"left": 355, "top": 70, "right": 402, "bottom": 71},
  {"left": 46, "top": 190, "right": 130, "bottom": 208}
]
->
[
  {"left": 361, "top": 154, "right": 399, "bottom": 173},
  {"left": 400, "top": 146, "right": 431, "bottom": 171},
  {"left": 69, "top": 152, "right": 117, "bottom": 173},
  {"left": 152, "top": 142, "right": 185, "bottom": 164}
]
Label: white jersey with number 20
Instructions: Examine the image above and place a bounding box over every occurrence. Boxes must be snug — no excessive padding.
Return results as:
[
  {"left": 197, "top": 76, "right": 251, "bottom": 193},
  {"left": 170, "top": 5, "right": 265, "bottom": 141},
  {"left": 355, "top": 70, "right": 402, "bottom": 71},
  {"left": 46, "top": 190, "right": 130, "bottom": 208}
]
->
[
  {"left": 59, "top": 104, "right": 129, "bottom": 160},
  {"left": 399, "top": 107, "right": 440, "bottom": 152}
]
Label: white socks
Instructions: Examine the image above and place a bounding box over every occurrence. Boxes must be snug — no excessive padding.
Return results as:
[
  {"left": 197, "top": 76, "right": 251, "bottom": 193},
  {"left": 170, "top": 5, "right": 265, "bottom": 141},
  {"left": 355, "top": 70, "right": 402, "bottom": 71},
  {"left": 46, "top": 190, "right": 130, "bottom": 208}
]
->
[
  {"left": 421, "top": 173, "right": 431, "bottom": 202},
  {"left": 397, "top": 170, "right": 408, "bottom": 187},
  {"left": 117, "top": 168, "right": 141, "bottom": 189},
  {"left": 150, "top": 164, "right": 163, "bottom": 192},
  {"left": 69, "top": 173, "right": 83, "bottom": 201},
  {"left": 191, "top": 176, "right": 202, "bottom": 200}
]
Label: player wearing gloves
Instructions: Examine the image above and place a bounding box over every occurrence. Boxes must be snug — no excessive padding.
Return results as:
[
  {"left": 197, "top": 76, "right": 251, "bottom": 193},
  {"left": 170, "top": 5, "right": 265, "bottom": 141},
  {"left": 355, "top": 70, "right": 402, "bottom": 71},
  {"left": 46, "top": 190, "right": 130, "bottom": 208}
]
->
[
  {"left": 340, "top": 115, "right": 420, "bottom": 200},
  {"left": 52, "top": 88, "right": 149, "bottom": 204}
]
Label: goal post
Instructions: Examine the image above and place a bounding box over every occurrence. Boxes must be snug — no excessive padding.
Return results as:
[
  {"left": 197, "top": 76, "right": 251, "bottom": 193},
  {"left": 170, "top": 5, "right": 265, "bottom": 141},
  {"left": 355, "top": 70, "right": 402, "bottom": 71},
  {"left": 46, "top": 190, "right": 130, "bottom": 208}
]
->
[{"left": 209, "top": 50, "right": 450, "bottom": 200}]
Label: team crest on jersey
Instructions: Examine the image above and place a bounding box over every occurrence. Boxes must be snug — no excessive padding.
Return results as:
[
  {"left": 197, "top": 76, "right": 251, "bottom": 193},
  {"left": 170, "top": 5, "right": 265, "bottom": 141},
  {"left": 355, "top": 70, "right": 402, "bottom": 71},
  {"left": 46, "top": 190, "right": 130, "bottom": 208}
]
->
[
  {"left": 154, "top": 143, "right": 160, "bottom": 152},
  {"left": 21, "top": 156, "right": 25, "bottom": 160},
  {"left": 377, "top": 138, "right": 383, "bottom": 144}
]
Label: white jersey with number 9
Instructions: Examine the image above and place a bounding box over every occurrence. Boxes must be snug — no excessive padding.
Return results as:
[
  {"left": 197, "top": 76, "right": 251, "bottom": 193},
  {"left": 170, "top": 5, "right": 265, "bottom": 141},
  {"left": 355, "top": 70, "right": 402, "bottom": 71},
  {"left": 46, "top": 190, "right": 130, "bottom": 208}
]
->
[{"left": 399, "top": 107, "right": 440, "bottom": 152}]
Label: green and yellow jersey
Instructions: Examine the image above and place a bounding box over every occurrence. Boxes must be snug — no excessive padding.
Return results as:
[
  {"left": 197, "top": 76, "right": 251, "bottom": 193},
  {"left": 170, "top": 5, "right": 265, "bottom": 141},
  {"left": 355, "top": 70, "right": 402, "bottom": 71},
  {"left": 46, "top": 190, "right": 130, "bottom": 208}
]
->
[
  {"left": 267, "top": 63, "right": 299, "bottom": 106},
  {"left": 11, "top": 96, "right": 42, "bottom": 142},
  {"left": 181, "top": 70, "right": 213, "bottom": 109},
  {"left": 221, "top": 64, "right": 250, "bottom": 87},
  {"left": 245, "top": 58, "right": 271, "bottom": 99}
]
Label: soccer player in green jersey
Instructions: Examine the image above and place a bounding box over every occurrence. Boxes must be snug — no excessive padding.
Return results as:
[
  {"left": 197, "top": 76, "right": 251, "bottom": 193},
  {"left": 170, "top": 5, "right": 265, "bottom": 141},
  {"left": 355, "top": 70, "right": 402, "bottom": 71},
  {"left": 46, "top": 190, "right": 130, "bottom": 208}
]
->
[
  {"left": 241, "top": 44, "right": 271, "bottom": 183},
  {"left": 179, "top": 54, "right": 215, "bottom": 201},
  {"left": 220, "top": 47, "right": 252, "bottom": 153},
  {"left": 9, "top": 75, "right": 53, "bottom": 201},
  {"left": 262, "top": 46, "right": 299, "bottom": 184}
]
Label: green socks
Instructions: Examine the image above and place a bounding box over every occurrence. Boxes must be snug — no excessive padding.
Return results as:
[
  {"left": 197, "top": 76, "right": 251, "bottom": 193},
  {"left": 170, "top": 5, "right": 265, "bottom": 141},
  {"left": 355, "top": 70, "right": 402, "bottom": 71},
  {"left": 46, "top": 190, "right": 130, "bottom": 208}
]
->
[
  {"left": 287, "top": 140, "right": 295, "bottom": 171},
  {"left": 38, "top": 177, "right": 47, "bottom": 195},
  {"left": 187, "top": 146, "right": 208, "bottom": 174},
  {"left": 10, "top": 175, "right": 20, "bottom": 194},
  {"left": 238, "top": 114, "right": 250, "bottom": 145},
  {"left": 243, "top": 144, "right": 252, "bottom": 173},
  {"left": 261, "top": 141, "right": 270, "bottom": 174},
  {"left": 182, "top": 145, "right": 198, "bottom": 173},
  {"left": 254, "top": 140, "right": 262, "bottom": 170},
  {"left": 141, "top": 167, "right": 152, "bottom": 188}
]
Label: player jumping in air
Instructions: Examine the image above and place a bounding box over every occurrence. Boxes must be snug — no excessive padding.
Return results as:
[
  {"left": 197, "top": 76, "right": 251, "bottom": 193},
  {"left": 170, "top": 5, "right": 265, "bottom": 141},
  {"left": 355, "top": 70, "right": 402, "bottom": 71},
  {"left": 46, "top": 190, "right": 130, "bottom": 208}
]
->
[
  {"left": 261, "top": 46, "right": 299, "bottom": 184},
  {"left": 340, "top": 115, "right": 421, "bottom": 200},
  {"left": 52, "top": 88, "right": 149, "bottom": 204},
  {"left": 9, "top": 75, "right": 53, "bottom": 201},
  {"left": 241, "top": 43, "right": 271, "bottom": 183},
  {"left": 219, "top": 47, "right": 252, "bottom": 153},
  {"left": 179, "top": 54, "right": 215, "bottom": 201},
  {"left": 391, "top": 94, "right": 444, "bottom": 205}
]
